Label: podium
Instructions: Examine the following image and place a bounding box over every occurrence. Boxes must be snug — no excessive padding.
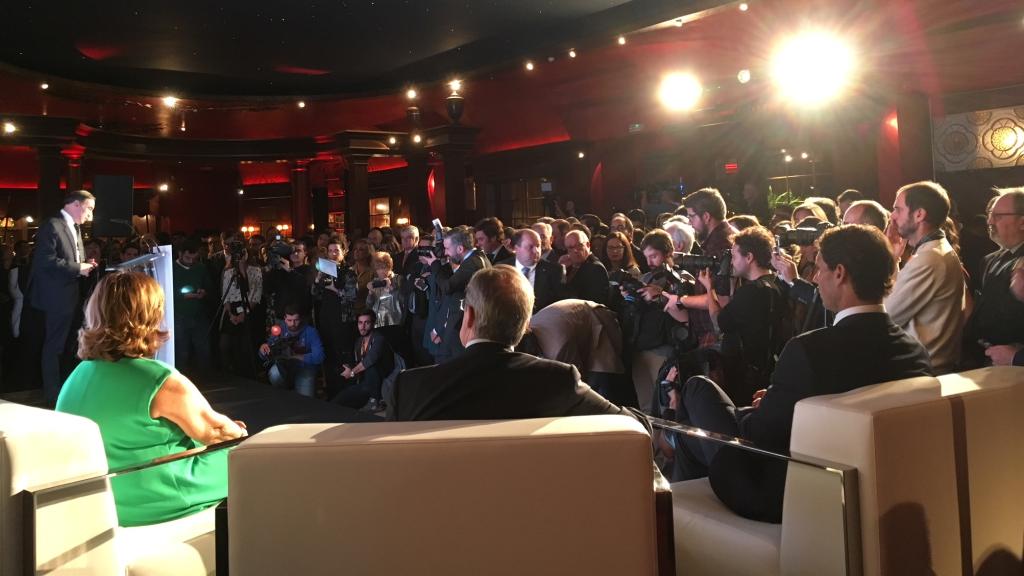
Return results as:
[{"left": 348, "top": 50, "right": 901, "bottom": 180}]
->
[{"left": 113, "top": 245, "right": 176, "bottom": 367}]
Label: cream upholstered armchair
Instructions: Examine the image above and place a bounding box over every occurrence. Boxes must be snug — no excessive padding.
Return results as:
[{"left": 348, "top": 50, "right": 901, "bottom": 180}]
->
[
  {"left": 228, "top": 414, "right": 668, "bottom": 576},
  {"left": 0, "top": 399, "right": 235, "bottom": 576},
  {"left": 663, "top": 366, "right": 1024, "bottom": 576}
]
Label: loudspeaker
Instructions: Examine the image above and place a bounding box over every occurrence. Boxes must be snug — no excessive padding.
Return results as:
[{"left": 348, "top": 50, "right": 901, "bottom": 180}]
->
[{"left": 91, "top": 175, "right": 135, "bottom": 237}]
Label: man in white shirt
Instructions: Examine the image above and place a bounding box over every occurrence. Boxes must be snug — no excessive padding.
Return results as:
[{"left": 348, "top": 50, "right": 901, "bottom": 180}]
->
[
  {"left": 884, "top": 181, "right": 966, "bottom": 373},
  {"left": 507, "top": 228, "right": 563, "bottom": 312}
]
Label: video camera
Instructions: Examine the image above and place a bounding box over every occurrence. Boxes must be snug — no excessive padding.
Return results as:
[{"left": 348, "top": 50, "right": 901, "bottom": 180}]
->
[
  {"left": 261, "top": 324, "right": 302, "bottom": 369},
  {"left": 267, "top": 238, "right": 294, "bottom": 270},
  {"left": 673, "top": 249, "right": 733, "bottom": 279},
  {"left": 776, "top": 222, "right": 833, "bottom": 247},
  {"left": 226, "top": 240, "right": 246, "bottom": 262}
]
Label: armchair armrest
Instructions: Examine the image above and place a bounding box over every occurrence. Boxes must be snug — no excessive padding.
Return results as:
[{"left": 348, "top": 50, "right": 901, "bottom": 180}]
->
[
  {"left": 648, "top": 417, "right": 862, "bottom": 576},
  {"left": 21, "top": 437, "right": 245, "bottom": 576}
]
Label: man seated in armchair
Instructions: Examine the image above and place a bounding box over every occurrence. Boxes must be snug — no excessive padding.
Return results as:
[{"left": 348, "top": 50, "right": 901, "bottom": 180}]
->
[{"left": 665, "top": 225, "right": 932, "bottom": 522}]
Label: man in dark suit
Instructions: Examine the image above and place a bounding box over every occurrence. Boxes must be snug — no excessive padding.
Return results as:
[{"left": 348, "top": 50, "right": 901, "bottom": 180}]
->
[
  {"left": 500, "top": 228, "right": 563, "bottom": 312},
  {"left": 562, "top": 230, "right": 609, "bottom": 305},
  {"left": 389, "top": 264, "right": 629, "bottom": 422},
  {"left": 964, "top": 188, "right": 1024, "bottom": 367},
  {"left": 29, "top": 190, "right": 99, "bottom": 404},
  {"left": 666, "top": 225, "right": 932, "bottom": 522},
  {"left": 474, "top": 216, "right": 512, "bottom": 264},
  {"left": 419, "top": 228, "right": 490, "bottom": 363}
]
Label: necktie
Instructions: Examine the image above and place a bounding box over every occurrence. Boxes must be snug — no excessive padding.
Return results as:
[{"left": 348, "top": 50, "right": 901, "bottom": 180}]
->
[
  {"left": 74, "top": 223, "right": 84, "bottom": 263},
  {"left": 522, "top": 265, "right": 530, "bottom": 278}
]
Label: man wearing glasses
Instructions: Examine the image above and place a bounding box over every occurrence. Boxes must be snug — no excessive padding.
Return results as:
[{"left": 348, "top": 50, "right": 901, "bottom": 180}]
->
[{"left": 964, "top": 187, "right": 1024, "bottom": 367}]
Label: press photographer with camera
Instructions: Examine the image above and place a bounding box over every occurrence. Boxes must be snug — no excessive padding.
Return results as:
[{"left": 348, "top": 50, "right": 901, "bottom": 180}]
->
[
  {"left": 219, "top": 240, "right": 263, "bottom": 377},
  {"left": 263, "top": 238, "right": 316, "bottom": 321},
  {"left": 620, "top": 230, "right": 682, "bottom": 414},
  {"left": 366, "top": 251, "right": 403, "bottom": 327},
  {"left": 259, "top": 304, "right": 325, "bottom": 398},
  {"left": 695, "top": 226, "right": 787, "bottom": 404},
  {"left": 771, "top": 218, "right": 834, "bottom": 333},
  {"left": 418, "top": 228, "right": 490, "bottom": 362}
]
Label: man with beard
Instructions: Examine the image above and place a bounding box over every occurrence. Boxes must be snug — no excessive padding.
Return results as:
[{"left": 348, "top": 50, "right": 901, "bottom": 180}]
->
[
  {"left": 965, "top": 187, "right": 1024, "bottom": 367},
  {"left": 884, "top": 181, "right": 966, "bottom": 373},
  {"left": 336, "top": 310, "right": 395, "bottom": 410}
]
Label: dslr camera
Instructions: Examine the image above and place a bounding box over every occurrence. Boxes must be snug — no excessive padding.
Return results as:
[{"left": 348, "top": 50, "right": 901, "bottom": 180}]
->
[
  {"left": 267, "top": 238, "right": 294, "bottom": 270},
  {"left": 673, "top": 249, "right": 733, "bottom": 280},
  {"left": 776, "top": 221, "right": 832, "bottom": 247}
]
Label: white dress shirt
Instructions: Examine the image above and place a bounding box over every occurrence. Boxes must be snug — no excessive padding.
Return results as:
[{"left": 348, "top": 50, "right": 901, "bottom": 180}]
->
[
  {"left": 517, "top": 259, "right": 537, "bottom": 287},
  {"left": 60, "top": 209, "right": 81, "bottom": 263},
  {"left": 832, "top": 304, "right": 886, "bottom": 325}
]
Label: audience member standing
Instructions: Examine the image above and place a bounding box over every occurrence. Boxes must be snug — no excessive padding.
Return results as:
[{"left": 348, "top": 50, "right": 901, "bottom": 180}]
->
[
  {"left": 419, "top": 229, "right": 490, "bottom": 363},
  {"left": 172, "top": 239, "right": 211, "bottom": 375},
  {"left": 562, "top": 230, "right": 609, "bottom": 305},
  {"left": 29, "top": 190, "right": 98, "bottom": 404},
  {"left": 505, "top": 228, "right": 563, "bottom": 312},
  {"left": 475, "top": 217, "right": 512, "bottom": 264},
  {"left": 884, "top": 181, "right": 966, "bottom": 373},
  {"left": 678, "top": 188, "right": 738, "bottom": 347},
  {"left": 965, "top": 188, "right": 1024, "bottom": 367}
]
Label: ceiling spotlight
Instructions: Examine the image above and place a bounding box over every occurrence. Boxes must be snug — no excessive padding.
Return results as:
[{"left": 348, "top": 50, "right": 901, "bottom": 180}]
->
[
  {"left": 40, "top": 82, "right": 49, "bottom": 90},
  {"left": 297, "top": 101, "right": 306, "bottom": 108},
  {"left": 406, "top": 88, "right": 418, "bottom": 100},
  {"left": 388, "top": 136, "right": 397, "bottom": 145},
  {"left": 237, "top": 188, "right": 245, "bottom": 195},
  {"left": 784, "top": 155, "right": 793, "bottom": 163},
  {"left": 739, "top": 2, "right": 749, "bottom": 11},
  {"left": 25, "top": 216, "right": 34, "bottom": 223},
  {"left": 412, "top": 133, "right": 422, "bottom": 144},
  {"left": 162, "top": 96, "right": 178, "bottom": 108},
  {"left": 568, "top": 49, "right": 577, "bottom": 58},
  {"left": 577, "top": 151, "right": 586, "bottom": 159},
  {"left": 800, "top": 152, "right": 809, "bottom": 159},
  {"left": 658, "top": 72, "right": 703, "bottom": 112},
  {"left": 771, "top": 30, "right": 856, "bottom": 107},
  {"left": 158, "top": 183, "right": 169, "bottom": 192},
  {"left": 618, "top": 36, "right": 627, "bottom": 45},
  {"left": 2, "top": 122, "right": 16, "bottom": 134},
  {"left": 525, "top": 61, "right": 535, "bottom": 71},
  {"left": 737, "top": 69, "right": 751, "bottom": 84},
  {"left": 448, "top": 79, "right": 462, "bottom": 93}
]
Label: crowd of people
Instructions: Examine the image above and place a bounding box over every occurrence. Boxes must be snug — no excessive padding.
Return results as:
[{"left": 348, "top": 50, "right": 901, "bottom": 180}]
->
[{"left": 5, "top": 180, "right": 1023, "bottom": 527}]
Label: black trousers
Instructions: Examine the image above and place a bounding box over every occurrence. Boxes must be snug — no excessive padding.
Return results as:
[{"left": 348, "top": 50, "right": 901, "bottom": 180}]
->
[
  {"left": 671, "top": 375, "right": 744, "bottom": 481},
  {"left": 39, "top": 307, "right": 73, "bottom": 404}
]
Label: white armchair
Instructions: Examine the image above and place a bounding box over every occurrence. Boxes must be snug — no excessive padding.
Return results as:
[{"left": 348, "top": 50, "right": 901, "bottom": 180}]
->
[{"left": 0, "top": 399, "right": 231, "bottom": 576}]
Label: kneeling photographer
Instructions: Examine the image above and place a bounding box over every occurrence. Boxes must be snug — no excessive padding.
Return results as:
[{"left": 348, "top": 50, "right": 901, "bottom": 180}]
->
[
  {"left": 663, "top": 226, "right": 787, "bottom": 406},
  {"left": 618, "top": 230, "right": 687, "bottom": 414},
  {"left": 259, "top": 305, "right": 325, "bottom": 398}
]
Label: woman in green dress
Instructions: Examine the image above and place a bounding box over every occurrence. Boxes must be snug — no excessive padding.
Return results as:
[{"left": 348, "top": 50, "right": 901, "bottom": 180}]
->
[{"left": 57, "top": 271, "right": 247, "bottom": 527}]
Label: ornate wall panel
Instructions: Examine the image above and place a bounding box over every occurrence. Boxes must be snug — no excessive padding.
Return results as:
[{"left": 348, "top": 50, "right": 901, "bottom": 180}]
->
[{"left": 933, "top": 107, "right": 1024, "bottom": 172}]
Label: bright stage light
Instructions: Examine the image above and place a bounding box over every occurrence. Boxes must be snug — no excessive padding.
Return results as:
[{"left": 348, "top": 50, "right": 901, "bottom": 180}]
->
[
  {"left": 658, "top": 73, "right": 703, "bottom": 112},
  {"left": 771, "top": 31, "right": 856, "bottom": 107},
  {"left": 162, "top": 96, "right": 178, "bottom": 108},
  {"left": 2, "top": 122, "right": 15, "bottom": 134},
  {"left": 617, "top": 36, "right": 627, "bottom": 46},
  {"left": 406, "top": 88, "right": 417, "bottom": 100},
  {"left": 737, "top": 69, "right": 751, "bottom": 84},
  {"left": 158, "top": 183, "right": 169, "bottom": 192},
  {"left": 388, "top": 136, "right": 397, "bottom": 145}
]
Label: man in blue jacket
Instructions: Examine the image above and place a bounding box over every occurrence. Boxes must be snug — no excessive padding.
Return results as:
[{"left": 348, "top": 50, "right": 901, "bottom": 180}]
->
[{"left": 259, "top": 304, "right": 324, "bottom": 397}]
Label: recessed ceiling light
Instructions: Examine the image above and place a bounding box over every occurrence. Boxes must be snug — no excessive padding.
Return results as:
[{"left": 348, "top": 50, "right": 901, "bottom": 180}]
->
[
  {"left": 412, "top": 134, "right": 422, "bottom": 143},
  {"left": 577, "top": 151, "right": 585, "bottom": 159},
  {"left": 618, "top": 36, "right": 627, "bottom": 45},
  {"left": 158, "top": 183, "right": 169, "bottom": 192},
  {"left": 737, "top": 69, "right": 751, "bottom": 84},
  {"left": 739, "top": 3, "right": 749, "bottom": 11},
  {"left": 388, "top": 136, "right": 397, "bottom": 145},
  {"left": 406, "top": 88, "right": 417, "bottom": 100},
  {"left": 568, "top": 49, "right": 577, "bottom": 58},
  {"left": 2, "top": 122, "right": 16, "bottom": 134},
  {"left": 297, "top": 101, "right": 306, "bottom": 108},
  {"left": 40, "top": 82, "right": 49, "bottom": 90},
  {"left": 525, "top": 61, "right": 535, "bottom": 71}
]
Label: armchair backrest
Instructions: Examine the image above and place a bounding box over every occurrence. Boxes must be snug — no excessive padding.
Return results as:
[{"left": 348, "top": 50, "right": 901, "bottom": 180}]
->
[
  {"left": 783, "top": 367, "right": 1024, "bottom": 576},
  {"left": 0, "top": 400, "right": 119, "bottom": 576},
  {"left": 229, "top": 415, "right": 657, "bottom": 576}
]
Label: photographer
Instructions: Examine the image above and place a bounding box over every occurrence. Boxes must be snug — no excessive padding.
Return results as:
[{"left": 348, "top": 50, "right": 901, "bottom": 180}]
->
[
  {"left": 312, "top": 238, "right": 359, "bottom": 398},
  {"left": 366, "top": 251, "right": 403, "bottom": 327},
  {"left": 623, "top": 230, "right": 682, "bottom": 414},
  {"left": 259, "top": 305, "right": 325, "bottom": 398},
  {"left": 219, "top": 242, "right": 262, "bottom": 377},
  {"left": 419, "top": 228, "right": 490, "bottom": 362},
  {"left": 263, "top": 239, "right": 316, "bottom": 321},
  {"left": 696, "top": 226, "right": 786, "bottom": 404}
]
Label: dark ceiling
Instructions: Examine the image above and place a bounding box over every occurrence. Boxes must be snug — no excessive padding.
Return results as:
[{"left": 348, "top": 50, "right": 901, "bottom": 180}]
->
[{"left": 0, "top": 0, "right": 720, "bottom": 97}]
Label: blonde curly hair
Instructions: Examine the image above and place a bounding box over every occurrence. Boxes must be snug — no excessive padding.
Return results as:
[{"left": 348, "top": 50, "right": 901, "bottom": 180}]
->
[{"left": 78, "top": 272, "right": 169, "bottom": 361}]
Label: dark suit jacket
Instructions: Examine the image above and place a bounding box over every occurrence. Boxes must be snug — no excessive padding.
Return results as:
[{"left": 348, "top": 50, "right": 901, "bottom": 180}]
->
[
  {"left": 28, "top": 215, "right": 81, "bottom": 315},
  {"left": 498, "top": 257, "right": 565, "bottom": 312},
  {"left": 964, "top": 245, "right": 1024, "bottom": 367},
  {"left": 397, "top": 249, "right": 428, "bottom": 318},
  {"left": 487, "top": 245, "right": 513, "bottom": 264},
  {"left": 565, "top": 254, "right": 609, "bottom": 306},
  {"left": 388, "top": 342, "right": 628, "bottom": 421},
  {"left": 432, "top": 249, "right": 490, "bottom": 358},
  {"left": 710, "top": 312, "right": 932, "bottom": 522}
]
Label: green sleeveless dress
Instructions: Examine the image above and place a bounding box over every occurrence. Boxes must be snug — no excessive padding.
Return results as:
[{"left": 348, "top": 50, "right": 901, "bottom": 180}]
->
[{"left": 56, "top": 358, "right": 229, "bottom": 527}]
